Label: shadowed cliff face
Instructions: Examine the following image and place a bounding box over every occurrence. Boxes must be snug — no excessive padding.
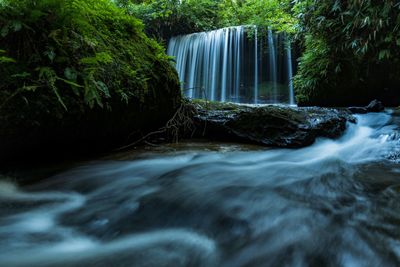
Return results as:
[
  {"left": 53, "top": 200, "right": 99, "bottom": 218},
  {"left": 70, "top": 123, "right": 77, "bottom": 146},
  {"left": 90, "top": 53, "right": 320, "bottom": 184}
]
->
[{"left": 1, "top": 111, "right": 400, "bottom": 267}]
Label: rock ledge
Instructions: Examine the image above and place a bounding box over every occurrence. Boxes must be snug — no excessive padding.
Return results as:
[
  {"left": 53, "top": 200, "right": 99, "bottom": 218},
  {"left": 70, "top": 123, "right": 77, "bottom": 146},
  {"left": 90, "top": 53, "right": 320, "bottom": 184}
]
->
[{"left": 192, "top": 101, "right": 356, "bottom": 148}]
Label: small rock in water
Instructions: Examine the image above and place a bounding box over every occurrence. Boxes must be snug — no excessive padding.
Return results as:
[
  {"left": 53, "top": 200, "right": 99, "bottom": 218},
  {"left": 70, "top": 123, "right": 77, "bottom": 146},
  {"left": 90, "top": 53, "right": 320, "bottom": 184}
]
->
[
  {"left": 366, "top": 99, "right": 385, "bottom": 112},
  {"left": 349, "top": 99, "right": 384, "bottom": 114}
]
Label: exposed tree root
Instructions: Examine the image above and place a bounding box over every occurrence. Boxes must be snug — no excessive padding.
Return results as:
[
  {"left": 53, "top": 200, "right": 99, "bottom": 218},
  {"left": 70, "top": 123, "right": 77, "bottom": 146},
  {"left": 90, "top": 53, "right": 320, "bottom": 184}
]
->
[{"left": 118, "top": 100, "right": 198, "bottom": 150}]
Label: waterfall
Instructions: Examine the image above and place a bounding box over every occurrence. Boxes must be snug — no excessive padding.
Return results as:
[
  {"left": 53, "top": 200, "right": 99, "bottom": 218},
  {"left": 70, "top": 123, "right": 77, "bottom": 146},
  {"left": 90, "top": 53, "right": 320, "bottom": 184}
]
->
[
  {"left": 267, "top": 29, "right": 278, "bottom": 103},
  {"left": 253, "top": 27, "right": 259, "bottom": 104},
  {"left": 167, "top": 26, "right": 295, "bottom": 104},
  {"left": 287, "top": 41, "right": 295, "bottom": 105},
  {"left": 234, "top": 27, "right": 243, "bottom": 102},
  {"left": 221, "top": 30, "right": 229, "bottom": 102},
  {"left": 254, "top": 26, "right": 259, "bottom": 104}
]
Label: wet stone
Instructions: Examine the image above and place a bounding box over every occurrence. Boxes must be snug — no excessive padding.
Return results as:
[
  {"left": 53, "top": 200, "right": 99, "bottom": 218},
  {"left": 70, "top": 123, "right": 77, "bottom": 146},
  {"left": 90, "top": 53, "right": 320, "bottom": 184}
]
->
[{"left": 192, "top": 100, "right": 356, "bottom": 148}]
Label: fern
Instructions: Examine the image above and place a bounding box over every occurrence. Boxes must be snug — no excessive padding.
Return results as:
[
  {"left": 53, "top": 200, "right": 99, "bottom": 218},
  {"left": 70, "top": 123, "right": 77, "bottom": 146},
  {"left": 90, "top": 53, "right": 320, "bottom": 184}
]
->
[
  {"left": 37, "top": 67, "right": 68, "bottom": 110},
  {"left": 0, "top": 49, "right": 15, "bottom": 63},
  {"left": 0, "top": 0, "right": 180, "bottom": 115}
]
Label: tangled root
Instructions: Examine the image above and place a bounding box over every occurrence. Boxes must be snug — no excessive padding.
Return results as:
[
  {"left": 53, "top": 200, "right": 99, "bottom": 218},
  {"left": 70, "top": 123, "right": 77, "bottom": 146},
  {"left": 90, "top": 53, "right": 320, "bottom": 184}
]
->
[{"left": 119, "top": 101, "right": 198, "bottom": 150}]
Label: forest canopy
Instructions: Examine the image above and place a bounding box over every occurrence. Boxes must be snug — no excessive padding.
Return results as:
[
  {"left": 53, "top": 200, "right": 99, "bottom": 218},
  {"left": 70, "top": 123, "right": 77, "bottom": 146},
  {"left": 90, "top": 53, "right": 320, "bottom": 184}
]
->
[{"left": 115, "top": 0, "right": 296, "bottom": 40}]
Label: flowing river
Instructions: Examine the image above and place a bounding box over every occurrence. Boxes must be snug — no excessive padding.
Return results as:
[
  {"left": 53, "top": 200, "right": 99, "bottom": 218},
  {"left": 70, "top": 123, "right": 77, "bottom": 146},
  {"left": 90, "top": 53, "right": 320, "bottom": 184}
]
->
[{"left": 1, "top": 111, "right": 400, "bottom": 267}]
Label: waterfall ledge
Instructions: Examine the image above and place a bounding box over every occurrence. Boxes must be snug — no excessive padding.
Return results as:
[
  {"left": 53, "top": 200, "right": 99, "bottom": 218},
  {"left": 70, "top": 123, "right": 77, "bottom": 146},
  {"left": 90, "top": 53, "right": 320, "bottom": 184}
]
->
[{"left": 191, "top": 100, "right": 356, "bottom": 148}]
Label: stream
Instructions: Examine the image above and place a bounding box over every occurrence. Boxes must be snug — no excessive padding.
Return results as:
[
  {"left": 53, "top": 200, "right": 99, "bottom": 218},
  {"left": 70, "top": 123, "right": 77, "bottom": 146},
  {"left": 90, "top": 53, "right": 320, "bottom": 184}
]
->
[{"left": 1, "top": 111, "right": 400, "bottom": 267}]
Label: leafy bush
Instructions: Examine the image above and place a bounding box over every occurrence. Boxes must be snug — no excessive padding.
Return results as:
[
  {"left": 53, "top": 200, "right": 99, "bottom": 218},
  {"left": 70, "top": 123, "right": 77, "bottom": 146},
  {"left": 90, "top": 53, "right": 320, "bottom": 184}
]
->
[
  {"left": 219, "top": 0, "right": 296, "bottom": 33},
  {"left": 293, "top": 0, "right": 400, "bottom": 106},
  {"left": 116, "top": 0, "right": 296, "bottom": 41},
  {"left": 119, "top": 0, "right": 222, "bottom": 40}
]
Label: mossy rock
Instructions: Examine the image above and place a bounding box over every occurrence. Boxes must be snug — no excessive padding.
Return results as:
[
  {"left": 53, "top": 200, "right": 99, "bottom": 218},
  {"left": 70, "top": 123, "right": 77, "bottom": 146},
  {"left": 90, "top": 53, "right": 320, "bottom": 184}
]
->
[
  {"left": 191, "top": 99, "right": 245, "bottom": 111},
  {"left": 0, "top": 0, "right": 181, "bottom": 162},
  {"left": 193, "top": 101, "right": 355, "bottom": 148}
]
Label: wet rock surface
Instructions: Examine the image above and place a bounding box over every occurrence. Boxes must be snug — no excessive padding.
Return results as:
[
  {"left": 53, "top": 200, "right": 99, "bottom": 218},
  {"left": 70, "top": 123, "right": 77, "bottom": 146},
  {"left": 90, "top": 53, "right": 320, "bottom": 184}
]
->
[
  {"left": 192, "top": 101, "right": 356, "bottom": 148},
  {"left": 366, "top": 100, "right": 385, "bottom": 112},
  {"left": 386, "top": 110, "right": 400, "bottom": 162},
  {"left": 349, "top": 99, "right": 385, "bottom": 114}
]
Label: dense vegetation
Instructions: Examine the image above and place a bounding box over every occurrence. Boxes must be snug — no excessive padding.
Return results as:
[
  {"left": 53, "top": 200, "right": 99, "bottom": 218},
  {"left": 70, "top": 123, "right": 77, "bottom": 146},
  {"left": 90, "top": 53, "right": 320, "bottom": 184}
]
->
[
  {"left": 116, "top": 0, "right": 295, "bottom": 40},
  {"left": 0, "top": 0, "right": 181, "bottom": 160},
  {"left": 118, "top": 0, "right": 221, "bottom": 40},
  {"left": 294, "top": 0, "right": 400, "bottom": 106}
]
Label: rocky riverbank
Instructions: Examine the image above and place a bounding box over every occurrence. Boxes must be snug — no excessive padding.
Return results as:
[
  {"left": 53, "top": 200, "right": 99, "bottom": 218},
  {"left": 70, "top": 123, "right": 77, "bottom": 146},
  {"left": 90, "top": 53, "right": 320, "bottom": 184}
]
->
[{"left": 2, "top": 96, "right": 389, "bottom": 164}]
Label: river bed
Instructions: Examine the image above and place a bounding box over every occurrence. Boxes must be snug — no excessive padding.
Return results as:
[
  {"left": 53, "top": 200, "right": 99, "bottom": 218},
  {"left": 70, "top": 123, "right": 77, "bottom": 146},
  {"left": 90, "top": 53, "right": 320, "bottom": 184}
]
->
[{"left": 1, "top": 111, "right": 400, "bottom": 267}]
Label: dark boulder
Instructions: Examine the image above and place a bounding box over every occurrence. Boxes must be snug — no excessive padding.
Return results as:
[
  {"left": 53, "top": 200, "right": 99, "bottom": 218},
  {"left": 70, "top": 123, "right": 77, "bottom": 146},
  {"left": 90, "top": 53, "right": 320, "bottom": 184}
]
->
[
  {"left": 192, "top": 101, "right": 356, "bottom": 148},
  {"left": 366, "top": 99, "right": 385, "bottom": 112},
  {"left": 349, "top": 100, "right": 385, "bottom": 114}
]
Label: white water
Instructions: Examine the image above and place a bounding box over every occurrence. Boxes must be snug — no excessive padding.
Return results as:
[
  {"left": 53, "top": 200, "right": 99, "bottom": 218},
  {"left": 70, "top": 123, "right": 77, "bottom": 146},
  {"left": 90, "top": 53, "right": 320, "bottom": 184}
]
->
[
  {"left": 267, "top": 29, "right": 278, "bottom": 103},
  {"left": 254, "top": 26, "right": 259, "bottom": 104},
  {"left": 1, "top": 112, "right": 400, "bottom": 267},
  {"left": 167, "top": 26, "right": 295, "bottom": 104},
  {"left": 287, "top": 41, "right": 295, "bottom": 105},
  {"left": 0, "top": 180, "right": 218, "bottom": 267}
]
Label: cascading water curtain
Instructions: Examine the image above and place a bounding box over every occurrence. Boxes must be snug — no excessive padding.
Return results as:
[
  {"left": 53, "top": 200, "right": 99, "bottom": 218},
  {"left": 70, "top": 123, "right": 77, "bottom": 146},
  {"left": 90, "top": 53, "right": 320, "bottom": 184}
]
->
[
  {"left": 167, "top": 26, "right": 296, "bottom": 105},
  {"left": 254, "top": 26, "right": 259, "bottom": 104}
]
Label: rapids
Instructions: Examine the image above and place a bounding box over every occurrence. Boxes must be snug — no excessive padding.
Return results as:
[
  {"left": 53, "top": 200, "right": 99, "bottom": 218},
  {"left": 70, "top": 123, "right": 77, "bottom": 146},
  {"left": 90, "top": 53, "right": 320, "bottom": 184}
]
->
[{"left": 1, "top": 111, "right": 400, "bottom": 267}]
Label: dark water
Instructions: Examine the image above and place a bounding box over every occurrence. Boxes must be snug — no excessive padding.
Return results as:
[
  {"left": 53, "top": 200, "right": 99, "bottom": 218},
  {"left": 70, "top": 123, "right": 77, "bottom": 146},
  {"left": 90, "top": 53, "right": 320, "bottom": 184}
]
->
[{"left": 1, "top": 111, "right": 400, "bottom": 267}]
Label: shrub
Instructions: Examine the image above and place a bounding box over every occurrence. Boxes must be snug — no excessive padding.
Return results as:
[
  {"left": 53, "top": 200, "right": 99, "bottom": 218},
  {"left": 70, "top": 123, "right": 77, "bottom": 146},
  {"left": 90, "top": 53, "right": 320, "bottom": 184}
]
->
[{"left": 294, "top": 0, "right": 400, "bottom": 106}]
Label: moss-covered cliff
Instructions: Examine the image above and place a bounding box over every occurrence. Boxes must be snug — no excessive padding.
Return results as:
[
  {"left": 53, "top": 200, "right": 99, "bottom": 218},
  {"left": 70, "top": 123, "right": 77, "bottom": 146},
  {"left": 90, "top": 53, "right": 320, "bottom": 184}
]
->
[{"left": 0, "top": 0, "right": 181, "bottom": 161}]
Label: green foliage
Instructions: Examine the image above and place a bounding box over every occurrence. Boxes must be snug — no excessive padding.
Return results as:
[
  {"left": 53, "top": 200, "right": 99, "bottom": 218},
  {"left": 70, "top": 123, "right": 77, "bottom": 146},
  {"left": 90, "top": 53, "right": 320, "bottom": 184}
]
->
[
  {"left": 295, "top": 0, "right": 400, "bottom": 60},
  {"left": 117, "top": 0, "right": 296, "bottom": 40},
  {"left": 0, "top": 50, "right": 15, "bottom": 63},
  {"left": 118, "top": 0, "right": 221, "bottom": 40},
  {"left": 0, "top": 0, "right": 180, "bottom": 121},
  {"left": 219, "top": 0, "right": 297, "bottom": 33},
  {"left": 293, "top": 0, "right": 400, "bottom": 106},
  {"left": 293, "top": 36, "right": 332, "bottom": 104}
]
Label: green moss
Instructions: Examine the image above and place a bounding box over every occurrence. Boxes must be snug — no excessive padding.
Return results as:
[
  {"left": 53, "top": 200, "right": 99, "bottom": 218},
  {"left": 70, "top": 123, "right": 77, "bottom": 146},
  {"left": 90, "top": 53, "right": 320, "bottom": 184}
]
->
[
  {"left": 0, "top": 0, "right": 182, "bottom": 159},
  {"left": 0, "top": 0, "right": 181, "bottom": 113},
  {"left": 191, "top": 99, "right": 243, "bottom": 111}
]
